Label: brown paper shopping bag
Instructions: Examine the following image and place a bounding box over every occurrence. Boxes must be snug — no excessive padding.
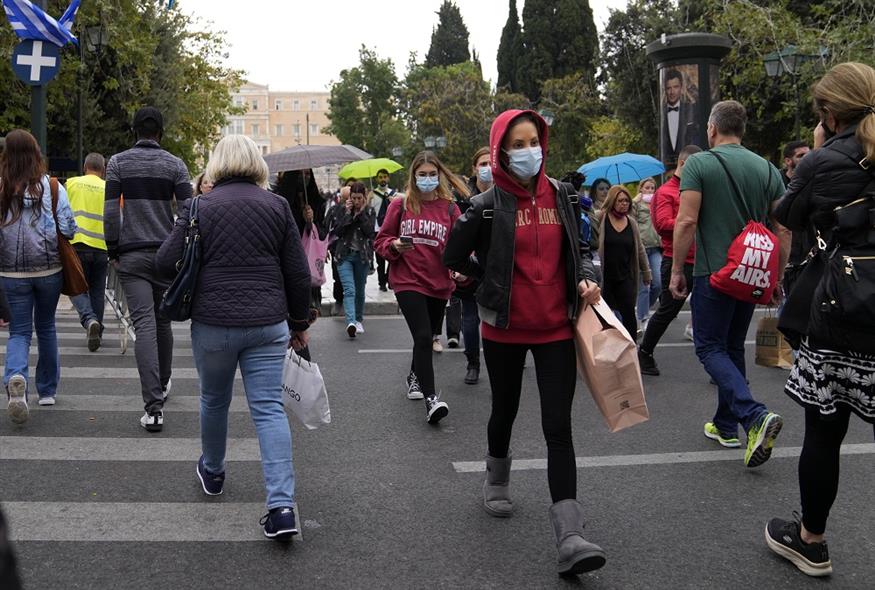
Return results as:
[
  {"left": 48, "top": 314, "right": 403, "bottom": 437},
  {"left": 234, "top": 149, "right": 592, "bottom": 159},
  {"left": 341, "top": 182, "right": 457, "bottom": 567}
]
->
[
  {"left": 574, "top": 299, "right": 650, "bottom": 432},
  {"left": 755, "top": 315, "right": 794, "bottom": 370}
]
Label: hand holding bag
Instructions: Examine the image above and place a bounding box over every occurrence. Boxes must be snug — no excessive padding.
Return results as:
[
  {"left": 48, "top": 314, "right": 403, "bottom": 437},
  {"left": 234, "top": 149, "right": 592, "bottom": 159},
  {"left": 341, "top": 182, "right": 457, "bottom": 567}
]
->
[
  {"left": 49, "top": 178, "right": 88, "bottom": 296},
  {"left": 574, "top": 299, "right": 649, "bottom": 432},
  {"left": 159, "top": 196, "right": 201, "bottom": 321},
  {"left": 282, "top": 348, "right": 331, "bottom": 430}
]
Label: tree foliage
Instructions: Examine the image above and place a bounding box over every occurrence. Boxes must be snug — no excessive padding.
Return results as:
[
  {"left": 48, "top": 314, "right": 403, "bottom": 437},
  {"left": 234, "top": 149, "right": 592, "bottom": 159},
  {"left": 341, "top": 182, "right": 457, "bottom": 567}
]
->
[
  {"left": 539, "top": 74, "right": 602, "bottom": 176},
  {"left": 0, "top": 0, "right": 242, "bottom": 173},
  {"left": 325, "top": 46, "right": 410, "bottom": 158},
  {"left": 425, "top": 1, "right": 471, "bottom": 68},
  {"left": 496, "top": 0, "right": 522, "bottom": 92}
]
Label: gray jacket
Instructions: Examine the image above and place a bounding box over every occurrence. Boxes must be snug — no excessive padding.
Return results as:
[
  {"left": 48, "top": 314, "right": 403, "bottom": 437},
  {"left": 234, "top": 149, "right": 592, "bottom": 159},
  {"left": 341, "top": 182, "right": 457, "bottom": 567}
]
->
[{"left": 0, "top": 176, "right": 76, "bottom": 273}]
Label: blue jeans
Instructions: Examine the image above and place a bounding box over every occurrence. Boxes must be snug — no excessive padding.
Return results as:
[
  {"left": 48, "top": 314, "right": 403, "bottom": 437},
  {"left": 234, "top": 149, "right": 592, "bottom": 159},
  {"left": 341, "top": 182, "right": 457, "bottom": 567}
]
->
[
  {"left": 71, "top": 246, "right": 108, "bottom": 328},
  {"left": 3, "top": 272, "right": 63, "bottom": 398},
  {"left": 691, "top": 276, "right": 766, "bottom": 435},
  {"left": 637, "top": 247, "right": 663, "bottom": 321},
  {"left": 337, "top": 253, "right": 367, "bottom": 325},
  {"left": 191, "top": 320, "right": 294, "bottom": 509}
]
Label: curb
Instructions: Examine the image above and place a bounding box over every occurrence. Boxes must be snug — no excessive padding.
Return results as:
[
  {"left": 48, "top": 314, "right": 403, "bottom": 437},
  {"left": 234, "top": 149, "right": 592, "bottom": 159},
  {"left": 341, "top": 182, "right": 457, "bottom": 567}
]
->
[{"left": 319, "top": 300, "right": 401, "bottom": 317}]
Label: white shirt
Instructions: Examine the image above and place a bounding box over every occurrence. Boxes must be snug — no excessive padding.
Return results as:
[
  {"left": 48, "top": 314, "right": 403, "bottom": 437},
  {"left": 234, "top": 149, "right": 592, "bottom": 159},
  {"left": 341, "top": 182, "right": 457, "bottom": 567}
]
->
[{"left": 667, "top": 101, "right": 680, "bottom": 150}]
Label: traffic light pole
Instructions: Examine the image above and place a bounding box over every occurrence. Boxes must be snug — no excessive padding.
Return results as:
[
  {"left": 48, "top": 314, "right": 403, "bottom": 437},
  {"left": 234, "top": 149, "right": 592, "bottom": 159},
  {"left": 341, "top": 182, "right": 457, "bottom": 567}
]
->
[{"left": 32, "top": 0, "right": 48, "bottom": 154}]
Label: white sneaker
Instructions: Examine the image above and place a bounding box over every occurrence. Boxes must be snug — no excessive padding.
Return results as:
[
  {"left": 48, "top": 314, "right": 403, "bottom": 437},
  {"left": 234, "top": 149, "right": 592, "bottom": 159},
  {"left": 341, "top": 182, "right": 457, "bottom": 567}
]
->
[
  {"left": 684, "top": 323, "right": 694, "bottom": 341},
  {"left": 140, "top": 411, "right": 164, "bottom": 432},
  {"left": 355, "top": 322, "right": 364, "bottom": 334},
  {"left": 6, "top": 374, "right": 28, "bottom": 424},
  {"left": 162, "top": 379, "right": 172, "bottom": 401},
  {"left": 38, "top": 396, "right": 56, "bottom": 406},
  {"left": 432, "top": 338, "right": 443, "bottom": 353},
  {"left": 346, "top": 323, "right": 357, "bottom": 338},
  {"left": 86, "top": 319, "right": 101, "bottom": 352}
]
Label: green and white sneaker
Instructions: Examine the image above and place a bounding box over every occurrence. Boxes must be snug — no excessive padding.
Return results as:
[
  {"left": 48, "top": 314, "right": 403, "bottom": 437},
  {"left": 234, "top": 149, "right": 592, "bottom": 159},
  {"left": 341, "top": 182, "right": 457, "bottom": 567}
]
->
[
  {"left": 745, "top": 412, "right": 783, "bottom": 468},
  {"left": 703, "top": 422, "right": 740, "bottom": 448}
]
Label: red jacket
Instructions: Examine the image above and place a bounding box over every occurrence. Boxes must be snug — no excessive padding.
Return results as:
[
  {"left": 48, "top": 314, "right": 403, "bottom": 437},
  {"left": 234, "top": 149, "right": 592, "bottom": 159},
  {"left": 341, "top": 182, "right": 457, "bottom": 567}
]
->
[
  {"left": 651, "top": 175, "right": 695, "bottom": 265},
  {"left": 374, "top": 196, "right": 460, "bottom": 300},
  {"left": 480, "top": 109, "right": 571, "bottom": 344}
]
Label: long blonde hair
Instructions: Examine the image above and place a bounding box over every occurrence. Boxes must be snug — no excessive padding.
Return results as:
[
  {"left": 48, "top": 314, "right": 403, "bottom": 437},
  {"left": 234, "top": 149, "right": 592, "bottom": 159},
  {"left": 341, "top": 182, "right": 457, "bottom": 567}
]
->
[
  {"left": 404, "top": 151, "right": 469, "bottom": 215},
  {"left": 812, "top": 62, "right": 875, "bottom": 163}
]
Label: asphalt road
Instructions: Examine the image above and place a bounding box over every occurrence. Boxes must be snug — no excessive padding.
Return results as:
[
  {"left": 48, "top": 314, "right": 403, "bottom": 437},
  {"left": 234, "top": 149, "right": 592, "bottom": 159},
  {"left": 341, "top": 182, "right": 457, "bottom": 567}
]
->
[{"left": 1, "top": 307, "right": 873, "bottom": 589}]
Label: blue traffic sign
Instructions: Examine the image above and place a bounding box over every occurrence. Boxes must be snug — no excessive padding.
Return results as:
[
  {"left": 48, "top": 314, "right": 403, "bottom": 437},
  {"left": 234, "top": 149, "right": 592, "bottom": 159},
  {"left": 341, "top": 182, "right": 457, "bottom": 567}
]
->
[{"left": 12, "top": 39, "right": 61, "bottom": 86}]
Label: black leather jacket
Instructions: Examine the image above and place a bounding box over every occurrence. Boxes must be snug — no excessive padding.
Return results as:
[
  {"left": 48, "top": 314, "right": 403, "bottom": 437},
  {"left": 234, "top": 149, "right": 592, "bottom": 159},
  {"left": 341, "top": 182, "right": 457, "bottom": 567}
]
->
[{"left": 443, "top": 180, "right": 596, "bottom": 329}]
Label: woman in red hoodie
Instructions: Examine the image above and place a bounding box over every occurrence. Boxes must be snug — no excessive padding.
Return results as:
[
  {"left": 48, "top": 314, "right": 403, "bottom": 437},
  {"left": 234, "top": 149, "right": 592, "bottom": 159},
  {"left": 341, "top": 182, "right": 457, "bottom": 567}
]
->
[
  {"left": 374, "top": 151, "right": 469, "bottom": 424},
  {"left": 444, "top": 111, "right": 604, "bottom": 576}
]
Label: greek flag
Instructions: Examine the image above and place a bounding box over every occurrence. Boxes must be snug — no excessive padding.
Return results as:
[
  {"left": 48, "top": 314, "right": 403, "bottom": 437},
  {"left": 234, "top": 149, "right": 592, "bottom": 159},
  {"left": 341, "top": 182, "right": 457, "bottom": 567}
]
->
[{"left": 1, "top": 0, "right": 78, "bottom": 47}]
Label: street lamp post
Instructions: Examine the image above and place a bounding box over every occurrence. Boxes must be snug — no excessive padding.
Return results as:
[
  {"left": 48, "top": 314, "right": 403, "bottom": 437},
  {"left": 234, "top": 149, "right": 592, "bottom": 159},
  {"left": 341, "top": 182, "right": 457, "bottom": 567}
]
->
[
  {"left": 424, "top": 135, "right": 447, "bottom": 151},
  {"left": 763, "top": 45, "right": 823, "bottom": 141},
  {"left": 538, "top": 109, "right": 555, "bottom": 127},
  {"left": 77, "top": 24, "right": 107, "bottom": 174},
  {"left": 391, "top": 146, "right": 403, "bottom": 159}
]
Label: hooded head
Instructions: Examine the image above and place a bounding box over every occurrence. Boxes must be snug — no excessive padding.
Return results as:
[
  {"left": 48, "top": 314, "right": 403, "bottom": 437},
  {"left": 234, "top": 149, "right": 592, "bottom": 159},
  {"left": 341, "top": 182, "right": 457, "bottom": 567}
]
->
[{"left": 489, "top": 109, "right": 550, "bottom": 197}]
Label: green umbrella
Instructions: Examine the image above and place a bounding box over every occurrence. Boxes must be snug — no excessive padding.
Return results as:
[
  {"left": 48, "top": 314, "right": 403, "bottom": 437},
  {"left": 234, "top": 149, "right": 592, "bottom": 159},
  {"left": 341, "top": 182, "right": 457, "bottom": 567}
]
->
[{"left": 338, "top": 158, "right": 403, "bottom": 180}]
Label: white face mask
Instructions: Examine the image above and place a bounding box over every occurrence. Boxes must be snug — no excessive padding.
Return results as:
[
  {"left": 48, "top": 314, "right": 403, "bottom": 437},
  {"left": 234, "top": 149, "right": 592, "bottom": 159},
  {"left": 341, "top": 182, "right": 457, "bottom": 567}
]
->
[
  {"left": 642, "top": 193, "right": 654, "bottom": 204},
  {"left": 505, "top": 147, "right": 543, "bottom": 179}
]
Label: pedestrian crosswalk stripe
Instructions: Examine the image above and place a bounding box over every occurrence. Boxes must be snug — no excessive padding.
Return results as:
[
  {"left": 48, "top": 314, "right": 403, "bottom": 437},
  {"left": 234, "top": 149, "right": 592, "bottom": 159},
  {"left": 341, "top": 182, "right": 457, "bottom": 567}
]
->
[
  {"left": 0, "top": 346, "right": 194, "bottom": 357},
  {"left": 4, "top": 502, "right": 305, "bottom": 542},
  {"left": 0, "top": 436, "right": 262, "bottom": 461},
  {"left": 26, "top": 394, "right": 249, "bottom": 413},
  {"left": 15, "top": 367, "right": 220, "bottom": 379},
  {"left": 451, "top": 443, "right": 875, "bottom": 472}
]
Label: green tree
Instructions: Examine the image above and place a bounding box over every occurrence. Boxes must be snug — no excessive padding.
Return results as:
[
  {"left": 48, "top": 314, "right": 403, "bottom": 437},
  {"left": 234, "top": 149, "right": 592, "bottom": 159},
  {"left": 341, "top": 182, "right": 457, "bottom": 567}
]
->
[
  {"left": 425, "top": 1, "right": 471, "bottom": 68},
  {"left": 0, "top": 0, "right": 242, "bottom": 173},
  {"left": 517, "top": 0, "right": 600, "bottom": 100},
  {"left": 496, "top": 0, "right": 522, "bottom": 92},
  {"left": 538, "top": 73, "right": 602, "bottom": 176},
  {"left": 326, "top": 46, "right": 410, "bottom": 157},
  {"left": 402, "top": 61, "right": 492, "bottom": 172}
]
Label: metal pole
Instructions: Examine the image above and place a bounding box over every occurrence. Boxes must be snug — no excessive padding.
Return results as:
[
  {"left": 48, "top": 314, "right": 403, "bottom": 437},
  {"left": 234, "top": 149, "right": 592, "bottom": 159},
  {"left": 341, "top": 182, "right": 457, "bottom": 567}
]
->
[
  {"left": 32, "top": 0, "right": 48, "bottom": 155},
  {"left": 306, "top": 113, "right": 310, "bottom": 145},
  {"left": 794, "top": 76, "right": 801, "bottom": 141}
]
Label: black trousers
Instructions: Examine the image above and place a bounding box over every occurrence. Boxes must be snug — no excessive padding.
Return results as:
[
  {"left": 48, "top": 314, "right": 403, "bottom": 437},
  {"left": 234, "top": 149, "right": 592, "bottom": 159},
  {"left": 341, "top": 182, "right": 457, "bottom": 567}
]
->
[
  {"left": 602, "top": 275, "right": 638, "bottom": 340},
  {"left": 639, "top": 259, "right": 694, "bottom": 354},
  {"left": 483, "top": 338, "right": 577, "bottom": 502},
  {"left": 331, "top": 257, "right": 343, "bottom": 304},
  {"left": 74, "top": 245, "right": 108, "bottom": 327},
  {"left": 375, "top": 253, "right": 388, "bottom": 288},
  {"left": 798, "top": 406, "right": 868, "bottom": 535},
  {"left": 396, "top": 291, "right": 447, "bottom": 397}
]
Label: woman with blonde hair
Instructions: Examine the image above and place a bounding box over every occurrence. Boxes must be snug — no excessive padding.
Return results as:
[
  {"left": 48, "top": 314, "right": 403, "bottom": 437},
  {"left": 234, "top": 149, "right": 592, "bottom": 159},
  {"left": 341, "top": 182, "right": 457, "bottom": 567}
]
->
[
  {"left": 632, "top": 176, "right": 661, "bottom": 327},
  {"left": 374, "top": 151, "right": 468, "bottom": 424},
  {"left": 596, "top": 185, "right": 651, "bottom": 339},
  {"left": 766, "top": 62, "right": 875, "bottom": 577},
  {"left": 157, "top": 134, "right": 311, "bottom": 540}
]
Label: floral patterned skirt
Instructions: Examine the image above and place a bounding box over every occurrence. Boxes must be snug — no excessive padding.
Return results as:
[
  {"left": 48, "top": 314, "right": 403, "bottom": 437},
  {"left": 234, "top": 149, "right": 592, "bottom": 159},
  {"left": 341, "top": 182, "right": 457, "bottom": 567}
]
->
[{"left": 785, "top": 341, "right": 875, "bottom": 423}]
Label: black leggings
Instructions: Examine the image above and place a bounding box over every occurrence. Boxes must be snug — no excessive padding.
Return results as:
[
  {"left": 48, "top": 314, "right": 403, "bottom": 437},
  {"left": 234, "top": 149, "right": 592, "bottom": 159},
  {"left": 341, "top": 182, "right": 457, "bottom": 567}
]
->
[
  {"left": 483, "top": 338, "right": 577, "bottom": 502},
  {"left": 396, "top": 291, "right": 447, "bottom": 397},
  {"left": 798, "top": 406, "right": 859, "bottom": 535},
  {"left": 602, "top": 276, "right": 638, "bottom": 340}
]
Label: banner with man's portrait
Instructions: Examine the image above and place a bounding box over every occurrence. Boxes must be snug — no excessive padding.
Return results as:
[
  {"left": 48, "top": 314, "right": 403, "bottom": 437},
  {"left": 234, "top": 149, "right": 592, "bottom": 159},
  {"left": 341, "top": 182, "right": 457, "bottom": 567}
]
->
[{"left": 659, "top": 65, "right": 703, "bottom": 166}]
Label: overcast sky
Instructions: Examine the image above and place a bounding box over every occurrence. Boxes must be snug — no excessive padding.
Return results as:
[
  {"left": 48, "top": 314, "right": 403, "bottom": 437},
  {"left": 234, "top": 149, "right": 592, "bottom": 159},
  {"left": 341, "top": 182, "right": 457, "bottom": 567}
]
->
[{"left": 180, "top": 0, "right": 628, "bottom": 92}]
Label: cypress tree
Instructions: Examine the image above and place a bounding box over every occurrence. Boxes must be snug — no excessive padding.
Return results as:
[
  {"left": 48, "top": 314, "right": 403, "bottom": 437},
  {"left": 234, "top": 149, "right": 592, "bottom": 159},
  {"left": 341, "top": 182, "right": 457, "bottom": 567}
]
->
[
  {"left": 425, "top": 1, "right": 471, "bottom": 68},
  {"left": 497, "top": 0, "right": 523, "bottom": 92}
]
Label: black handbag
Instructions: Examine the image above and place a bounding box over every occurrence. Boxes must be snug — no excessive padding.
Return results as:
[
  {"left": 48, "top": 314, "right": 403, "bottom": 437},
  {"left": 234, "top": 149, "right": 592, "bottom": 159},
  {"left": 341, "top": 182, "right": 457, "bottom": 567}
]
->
[
  {"left": 777, "top": 239, "right": 826, "bottom": 350},
  {"left": 159, "top": 196, "right": 202, "bottom": 321}
]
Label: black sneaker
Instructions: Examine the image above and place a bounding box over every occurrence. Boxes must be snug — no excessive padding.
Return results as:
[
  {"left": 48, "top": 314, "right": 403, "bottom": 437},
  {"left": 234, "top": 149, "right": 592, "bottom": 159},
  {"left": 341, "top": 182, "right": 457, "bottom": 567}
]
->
[
  {"left": 447, "top": 337, "right": 460, "bottom": 349},
  {"left": 86, "top": 319, "right": 101, "bottom": 352},
  {"left": 464, "top": 364, "right": 479, "bottom": 385},
  {"left": 162, "top": 379, "right": 172, "bottom": 402},
  {"left": 766, "top": 515, "right": 832, "bottom": 577},
  {"left": 260, "top": 507, "right": 298, "bottom": 540},
  {"left": 196, "top": 456, "right": 225, "bottom": 496},
  {"left": 638, "top": 349, "right": 660, "bottom": 376},
  {"left": 406, "top": 371, "right": 423, "bottom": 400},
  {"left": 425, "top": 394, "right": 448, "bottom": 424},
  {"left": 346, "top": 323, "right": 357, "bottom": 338}
]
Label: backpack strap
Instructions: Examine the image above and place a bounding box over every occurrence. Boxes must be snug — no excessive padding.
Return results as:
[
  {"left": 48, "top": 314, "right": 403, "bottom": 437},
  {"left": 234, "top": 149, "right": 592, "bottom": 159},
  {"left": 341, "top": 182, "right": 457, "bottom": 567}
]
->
[{"left": 709, "top": 150, "right": 765, "bottom": 223}]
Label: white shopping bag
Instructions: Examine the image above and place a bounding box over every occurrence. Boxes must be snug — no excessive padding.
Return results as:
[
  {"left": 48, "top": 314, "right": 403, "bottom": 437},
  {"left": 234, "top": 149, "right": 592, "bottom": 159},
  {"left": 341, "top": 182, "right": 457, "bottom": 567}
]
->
[{"left": 282, "top": 349, "right": 331, "bottom": 429}]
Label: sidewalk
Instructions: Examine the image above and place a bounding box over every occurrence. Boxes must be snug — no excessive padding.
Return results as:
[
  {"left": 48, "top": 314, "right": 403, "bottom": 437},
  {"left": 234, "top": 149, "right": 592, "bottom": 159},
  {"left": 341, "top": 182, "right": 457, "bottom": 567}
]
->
[{"left": 319, "top": 272, "right": 399, "bottom": 316}]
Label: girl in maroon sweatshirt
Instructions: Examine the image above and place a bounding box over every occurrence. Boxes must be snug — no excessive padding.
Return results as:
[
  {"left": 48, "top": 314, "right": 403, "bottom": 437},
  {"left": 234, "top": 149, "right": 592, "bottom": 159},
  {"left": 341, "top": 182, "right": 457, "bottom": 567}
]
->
[
  {"left": 374, "top": 151, "right": 468, "bottom": 424},
  {"left": 444, "top": 111, "right": 604, "bottom": 575}
]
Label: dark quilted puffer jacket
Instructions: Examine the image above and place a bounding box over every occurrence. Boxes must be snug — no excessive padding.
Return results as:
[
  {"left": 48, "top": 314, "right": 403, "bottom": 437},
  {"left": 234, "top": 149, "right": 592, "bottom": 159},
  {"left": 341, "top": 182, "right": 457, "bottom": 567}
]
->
[{"left": 156, "top": 177, "right": 311, "bottom": 331}]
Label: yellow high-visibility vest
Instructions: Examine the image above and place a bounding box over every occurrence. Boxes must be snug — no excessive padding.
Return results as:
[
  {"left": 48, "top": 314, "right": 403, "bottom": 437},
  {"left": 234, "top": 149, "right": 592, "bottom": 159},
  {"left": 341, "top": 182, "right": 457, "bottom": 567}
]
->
[{"left": 66, "top": 174, "right": 107, "bottom": 251}]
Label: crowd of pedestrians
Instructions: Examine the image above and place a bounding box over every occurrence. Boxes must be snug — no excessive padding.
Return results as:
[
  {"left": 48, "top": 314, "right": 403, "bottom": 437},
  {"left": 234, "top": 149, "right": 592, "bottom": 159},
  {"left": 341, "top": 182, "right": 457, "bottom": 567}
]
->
[{"left": 1, "top": 61, "right": 874, "bottom": 580}]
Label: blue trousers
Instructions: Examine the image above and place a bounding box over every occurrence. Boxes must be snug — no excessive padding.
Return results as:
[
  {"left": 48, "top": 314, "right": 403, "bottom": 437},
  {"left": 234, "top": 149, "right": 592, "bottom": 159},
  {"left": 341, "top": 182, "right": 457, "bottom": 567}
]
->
[{"left": 337, "top": 254, "right": 367, "bottom": 325}]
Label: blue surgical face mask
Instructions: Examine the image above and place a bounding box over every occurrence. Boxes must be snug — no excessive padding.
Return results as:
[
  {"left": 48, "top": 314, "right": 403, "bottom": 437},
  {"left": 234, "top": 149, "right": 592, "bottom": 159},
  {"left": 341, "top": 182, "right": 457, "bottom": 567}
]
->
[
  {"left": 505, "top": 146, "right": 543, "bottom": 180},
  {"left": 416, "top": 176, "right": 439, "bottom": 193},
  {"left": 477, "top": 166, "right": 492, "bottom": 183}
]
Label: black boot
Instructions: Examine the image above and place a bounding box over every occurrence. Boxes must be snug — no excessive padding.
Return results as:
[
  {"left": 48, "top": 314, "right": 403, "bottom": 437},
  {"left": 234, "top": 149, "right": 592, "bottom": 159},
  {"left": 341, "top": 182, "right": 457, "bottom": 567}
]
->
[
  {"left": 464, "top": 362, "right": 480, "bottom": 385},
  {"left": 638, "top": 349, "right": 660, "bottom": 376}
]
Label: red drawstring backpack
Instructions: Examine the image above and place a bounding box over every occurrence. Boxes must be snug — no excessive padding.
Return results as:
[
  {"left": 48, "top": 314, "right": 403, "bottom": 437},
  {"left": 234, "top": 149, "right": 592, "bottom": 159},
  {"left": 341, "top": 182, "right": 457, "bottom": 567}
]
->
[{"left": 703, "top": 152, "right": 779, "bottom": 304}]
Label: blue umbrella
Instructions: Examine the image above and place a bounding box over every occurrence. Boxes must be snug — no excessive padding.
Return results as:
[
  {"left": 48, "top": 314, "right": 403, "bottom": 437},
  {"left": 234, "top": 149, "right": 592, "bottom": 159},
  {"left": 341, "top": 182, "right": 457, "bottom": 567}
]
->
[{"left": 578, "top": 153, "right": 665, "bottom": 186}]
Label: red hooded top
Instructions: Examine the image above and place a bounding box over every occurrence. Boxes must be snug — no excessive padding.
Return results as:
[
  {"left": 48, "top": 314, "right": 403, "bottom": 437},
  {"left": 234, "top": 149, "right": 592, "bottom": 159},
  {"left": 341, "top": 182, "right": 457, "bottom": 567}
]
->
[
  {"left": 481, "top": 109, "right": 572, "bottom": 344},
  {"left": 651, "top": 175, "right": 695, "bottom": 265}
]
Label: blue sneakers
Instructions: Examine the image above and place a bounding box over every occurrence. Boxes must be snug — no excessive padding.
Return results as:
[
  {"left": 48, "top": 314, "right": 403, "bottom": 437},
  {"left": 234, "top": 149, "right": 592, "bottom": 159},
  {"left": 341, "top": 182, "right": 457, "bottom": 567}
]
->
[
  {"left": 260, "top": 507, "right": 298, "bottom": 540},
  {"left": 196, "top": 456, "right": 225, "bottom": 496}
]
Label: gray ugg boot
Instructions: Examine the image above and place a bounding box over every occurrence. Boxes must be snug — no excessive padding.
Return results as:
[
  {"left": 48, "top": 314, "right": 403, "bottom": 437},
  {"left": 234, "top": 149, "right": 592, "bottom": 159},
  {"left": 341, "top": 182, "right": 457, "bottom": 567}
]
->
[
  {"left": 482, "top": 454, "right": 513, "bottom": 517},
  {"left": 549, "top": 499, "right": 606, "bottom": 575}
]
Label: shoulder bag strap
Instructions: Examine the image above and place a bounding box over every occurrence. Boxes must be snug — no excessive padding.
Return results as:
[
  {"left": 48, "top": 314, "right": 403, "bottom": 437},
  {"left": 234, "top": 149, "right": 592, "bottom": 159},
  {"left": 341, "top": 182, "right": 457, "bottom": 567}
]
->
[{"left": 49, "top": 177, "right": 59, "bottom": 219}]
